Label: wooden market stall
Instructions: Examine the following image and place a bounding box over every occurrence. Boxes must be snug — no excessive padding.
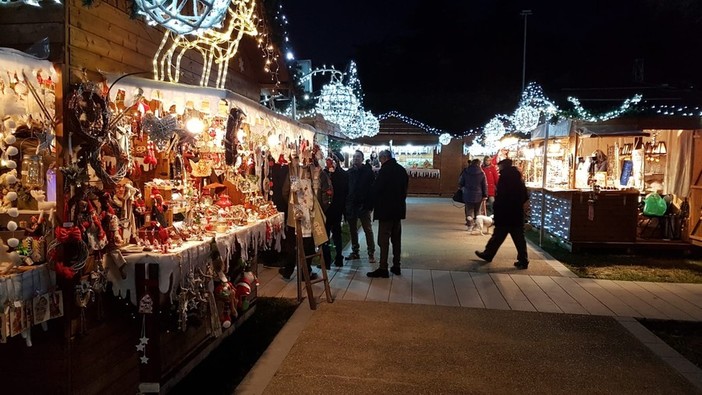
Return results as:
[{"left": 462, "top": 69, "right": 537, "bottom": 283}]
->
[
  {"left": 0, "top": 1, "right": 317, "bottom": 394},
  {"left": 525, "top": 116, "right": 702, "bottom": 251},
  {"left": 355, "top": 114, "right": 464, "bottom": 196}
]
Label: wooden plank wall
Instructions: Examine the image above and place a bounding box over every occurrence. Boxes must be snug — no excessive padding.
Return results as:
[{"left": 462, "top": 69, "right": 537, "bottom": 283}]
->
[
  {"left": 0, "top": 3, "right": 65, "bottom": 62},
  {"left": 66, "top": 0, "right": 260, "bottom": 99}
]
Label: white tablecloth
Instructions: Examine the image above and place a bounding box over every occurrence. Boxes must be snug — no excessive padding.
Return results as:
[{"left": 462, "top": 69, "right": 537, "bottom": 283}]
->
[{"left": 107, "top": 213, "right": 285, "bottom": 304}]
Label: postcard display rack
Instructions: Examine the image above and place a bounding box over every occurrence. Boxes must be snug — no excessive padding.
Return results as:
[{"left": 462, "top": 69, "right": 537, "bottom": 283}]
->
[{"left": 0, "top": 54, "right": 313, "bottom": 391}]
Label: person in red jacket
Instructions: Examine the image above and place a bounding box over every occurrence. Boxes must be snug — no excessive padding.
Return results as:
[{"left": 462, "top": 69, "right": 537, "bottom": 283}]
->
[{"left": 482, "top": 156, "right": 499, "bottom": 216}]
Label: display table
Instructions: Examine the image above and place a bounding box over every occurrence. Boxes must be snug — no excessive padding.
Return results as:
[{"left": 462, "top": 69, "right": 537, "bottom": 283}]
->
[
  {"left": 528, "top": 188, "right": 639, "bottom": 247},
  {"left": 108, "top": 213, "right": 284, "bottom": 394},
  {"left": 107, "top": 213, "right": 284, "bottom": 305}
]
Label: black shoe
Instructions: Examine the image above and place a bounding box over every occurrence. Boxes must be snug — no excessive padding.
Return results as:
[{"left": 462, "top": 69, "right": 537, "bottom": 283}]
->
[
  {"left": 366, "top": 268, "right": 389, "bottom": 278},
  {"left": 390, "top": 266, "right": 401, "bottom": 276},
  {"left": 475, "top": 251, "right": 492, "bottom": 262},
  {"left": 334, "top": 257, "right": 344, "bottom": 267},
  {"left": 346, "top": 253, "right": 361, "bottom": 260},
  {"left": 514, "top": 261, "right": 529, "bottom": 270},
  {"left": 278, "top": 267, "right": 293, "bottom": 280}
]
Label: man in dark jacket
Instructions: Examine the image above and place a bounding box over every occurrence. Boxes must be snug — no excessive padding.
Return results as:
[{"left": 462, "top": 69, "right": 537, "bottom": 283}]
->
[
  {"left": 475, "top": 159, "right": 530, "bottom": 269},
  {"left": 346, "top": 150, "right": 376, "bottom": 262},
  {"left": 367, "top": 150, "right": 409, "bottom": 278},
  {"left": 322, "top": 152, "right": 348, "bottom": 268},
  {"left": 459, "top": 159, "right": 487, "bottom": 229}
]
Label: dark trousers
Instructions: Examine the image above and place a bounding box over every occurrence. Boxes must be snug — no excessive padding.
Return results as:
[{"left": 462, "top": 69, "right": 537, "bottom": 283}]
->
[
  {"left": 282, "top": 230, "right": 316, "bottom": 275},
  {"left": 322, "top": 213, "right": 343, "bottom": 267},
  {"left": 348, "top": 210, "right": 375, "bottom": 256},
  {"left": 464, "top": 202, "right": 482, "bottom": 221},
  {"left": 483, "top": 225, "right": 529, "bottom": 264},
  {"left": 377, "top": 219, "right": 402, "bottom": 269}
]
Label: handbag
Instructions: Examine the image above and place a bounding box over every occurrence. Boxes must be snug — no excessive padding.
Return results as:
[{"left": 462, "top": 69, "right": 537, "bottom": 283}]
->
[{"left": 452, "top": 188, "right": 463, "bottom": 203}]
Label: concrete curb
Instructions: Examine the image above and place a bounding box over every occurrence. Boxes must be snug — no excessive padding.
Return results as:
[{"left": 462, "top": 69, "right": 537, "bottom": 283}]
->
[
  {"left": 526, "top": 238, "right": 579, "bottom": 278},
  {"left": 234, "top": 302, "right": 315, "bottom": 395},
  {"left": 615, "top": 316, "right": 702, "bottom": 392}
]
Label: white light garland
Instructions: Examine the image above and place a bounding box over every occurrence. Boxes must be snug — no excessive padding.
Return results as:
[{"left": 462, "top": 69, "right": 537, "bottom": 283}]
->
[
  {"left": 483, "top": 117, "right": 507, "bottom": 153},
  {"left": 567, "top": 94, "right": 642, "bottom": 122},
  {"left": 315, "top": 82, "right": 360, "bottom": 134}
]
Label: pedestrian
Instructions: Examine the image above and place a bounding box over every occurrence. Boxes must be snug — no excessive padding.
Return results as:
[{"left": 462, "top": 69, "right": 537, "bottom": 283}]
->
[
  {"left": 475, "top": 158, "right": 530, "bottom": 269},
  {"left": 482, "top": 155, "right": 499, "bottom": 216},
  {"left": 459, "top": 158, "right": 487, "bottom": 230},
  {"left": 346, "top": 150, "right": 376, "bottom": 263},
  {"left": 367, "top": 150, "right": 409, "bottom": 278},
  {"left": 322, "top": 152, "right": 348, "bottom": 268}
]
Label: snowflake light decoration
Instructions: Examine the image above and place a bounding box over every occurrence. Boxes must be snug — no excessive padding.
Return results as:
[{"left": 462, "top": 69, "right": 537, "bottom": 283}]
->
[{"left": 135, "top": 0, "right": 231, "bottom": 35}]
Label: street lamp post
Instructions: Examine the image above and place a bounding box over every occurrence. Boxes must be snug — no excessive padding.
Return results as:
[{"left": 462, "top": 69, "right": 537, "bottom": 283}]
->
[{"left": 521, "top": 9, "right": 532, "bottom": 92}]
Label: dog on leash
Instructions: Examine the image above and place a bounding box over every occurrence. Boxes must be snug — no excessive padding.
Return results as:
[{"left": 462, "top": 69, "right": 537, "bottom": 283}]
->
[{"left": 466, "top": 215, "right": 494, "bottom": 235}]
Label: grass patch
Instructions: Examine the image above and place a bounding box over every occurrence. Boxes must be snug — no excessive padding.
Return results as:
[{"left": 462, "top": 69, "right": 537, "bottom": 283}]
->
[
  {"left": 638, "top": 319, "right": 702, "bottom": 370},
  {"left": 525, "top": 229, "right": 702, "bottom": 283},
  {"left": 171, "top": 297, "right": 298, "bottom": 395}
]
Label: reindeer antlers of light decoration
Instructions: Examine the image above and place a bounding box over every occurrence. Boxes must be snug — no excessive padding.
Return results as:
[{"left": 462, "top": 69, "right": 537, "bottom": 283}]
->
[{"left": 153, "top": 0, "right": 257, "bottom": 89}]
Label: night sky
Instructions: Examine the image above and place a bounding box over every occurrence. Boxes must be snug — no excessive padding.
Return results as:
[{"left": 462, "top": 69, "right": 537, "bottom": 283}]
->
[{"left": 282, "top": 0, "right": 702, "bottom": 133}]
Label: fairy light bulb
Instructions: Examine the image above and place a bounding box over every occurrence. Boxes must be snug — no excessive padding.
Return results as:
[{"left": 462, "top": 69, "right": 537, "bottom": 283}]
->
[
  {"left": 7, "top": 238, "right": 19, "bottom": 248},
  {"left": 6, "top": 221, "right": 17, "bottom": 231},
  {"left": 186, "top": 118, "right": 205, "bottom": 134}
]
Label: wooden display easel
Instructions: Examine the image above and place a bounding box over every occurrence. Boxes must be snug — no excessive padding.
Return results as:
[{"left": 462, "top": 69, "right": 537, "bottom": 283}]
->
[{"left": 292, "top": 190, "right": 333, "bottom": 310}]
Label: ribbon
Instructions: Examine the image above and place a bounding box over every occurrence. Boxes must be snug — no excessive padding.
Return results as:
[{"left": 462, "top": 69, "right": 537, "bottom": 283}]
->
[{"left": 55, "top": 226, "right": 82, "bottom": 243}]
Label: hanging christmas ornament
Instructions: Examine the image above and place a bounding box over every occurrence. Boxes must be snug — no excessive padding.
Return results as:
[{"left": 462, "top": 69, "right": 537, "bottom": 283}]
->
[
  {"left": 439, "top": 133, "right": 452, "bottom": 146},
  {"left": 315, "top": 82, "right": 360, "bottom": 135},
  {"left": 142, "top": 113, "right": 177, "bottom": 150},
  {"left": 511, "top": 105, "right": 540, "bottom": 133}
]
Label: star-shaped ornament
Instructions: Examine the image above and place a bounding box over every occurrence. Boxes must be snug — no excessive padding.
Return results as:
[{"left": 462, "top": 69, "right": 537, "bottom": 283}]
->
[
  {"left": 136, "top": 344, "right": 145, "bottom": 352},
  {"left": 140, "top": 355, "right": 149, "bottom": 364},
  {"left": 139, "top": 336, "right": 149, "bottom": 345}
]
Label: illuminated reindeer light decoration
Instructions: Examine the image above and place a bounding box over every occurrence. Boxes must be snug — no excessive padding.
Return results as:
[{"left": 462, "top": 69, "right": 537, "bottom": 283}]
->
[{"left": 153, "top": 0, "right": 257, "bottom": 89}]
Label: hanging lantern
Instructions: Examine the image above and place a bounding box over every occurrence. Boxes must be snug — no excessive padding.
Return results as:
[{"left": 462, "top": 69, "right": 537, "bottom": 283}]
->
[
  {"left": 315, "top": 82, "right": 360, "bottom": 134},
  {"left": 511, "top": 105, "right": 540, "bottom": 133},
  {"left": 439, "top": 133, "right": 452, "bottom": 146}
]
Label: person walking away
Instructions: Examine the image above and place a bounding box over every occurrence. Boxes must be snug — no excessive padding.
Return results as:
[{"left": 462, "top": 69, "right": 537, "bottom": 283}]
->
[
  {"left": 475, "top": 159, "right": 530, "bottom": 269},
  {"left": 346, "top": 150, "right": 376, "bottom": 262},
  {"left": 322, "top": 152, "right": 348, "bottom": 268},
  {"left": 482, "top": 156, "right": 499, "bottom": 216},
  {"left": 459, "top": 159, "right": 487, "bottom": 230},
  {"left": 367, "top": 150, "right": 409, "bottom": 278}
]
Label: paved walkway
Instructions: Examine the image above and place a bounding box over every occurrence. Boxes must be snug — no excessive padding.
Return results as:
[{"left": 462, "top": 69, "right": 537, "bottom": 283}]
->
[{"left": 240, "top": 197, "right": 702, "bottom": 394}]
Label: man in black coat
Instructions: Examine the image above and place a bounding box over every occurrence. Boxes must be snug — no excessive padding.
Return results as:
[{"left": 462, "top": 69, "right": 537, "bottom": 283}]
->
[
  {"left": 322, "top": 152, "right": 348, "bottom": 268},
  {"left": 367, "top": 150, "right": 409, "bottom": 278},
  {"left": 346, "top": 150, "right": 376, "bottom": 262},
  {"left": 475, "top": 159, "right": 530, "bottom": 269}
]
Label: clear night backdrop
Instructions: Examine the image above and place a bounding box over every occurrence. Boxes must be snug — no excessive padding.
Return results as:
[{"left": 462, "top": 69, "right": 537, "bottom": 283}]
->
[{"left": 279, "top": 0, "right": 702, "bottom": 133}]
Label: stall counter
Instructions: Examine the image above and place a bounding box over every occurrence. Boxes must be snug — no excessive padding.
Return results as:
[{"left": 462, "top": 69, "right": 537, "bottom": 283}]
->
[{"left": 528, "top": 188, "right": 639, "bottom": 246}]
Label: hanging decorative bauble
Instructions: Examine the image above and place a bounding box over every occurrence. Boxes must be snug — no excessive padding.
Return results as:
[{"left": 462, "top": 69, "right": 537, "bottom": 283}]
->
[
  {"left": 439, "top": 133, "right": 452, "bottom": 146},
  {"left": 360, "top": 111, "right": 379, "bottom": 138},
  {"left": 315, "top": 82, "right": 360, "bottom": 134},
  {"left": 135, "top": 0, "right": 231, "bottom": 35},
  {"left": 142, "top": 114, "right": 178, "bottom": 150},
  {"left": 511, "top": 105, "right": 540, "bottom": 133},
  {"left": 483, "top": 117, "right": 506, "bottom": 153}
]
